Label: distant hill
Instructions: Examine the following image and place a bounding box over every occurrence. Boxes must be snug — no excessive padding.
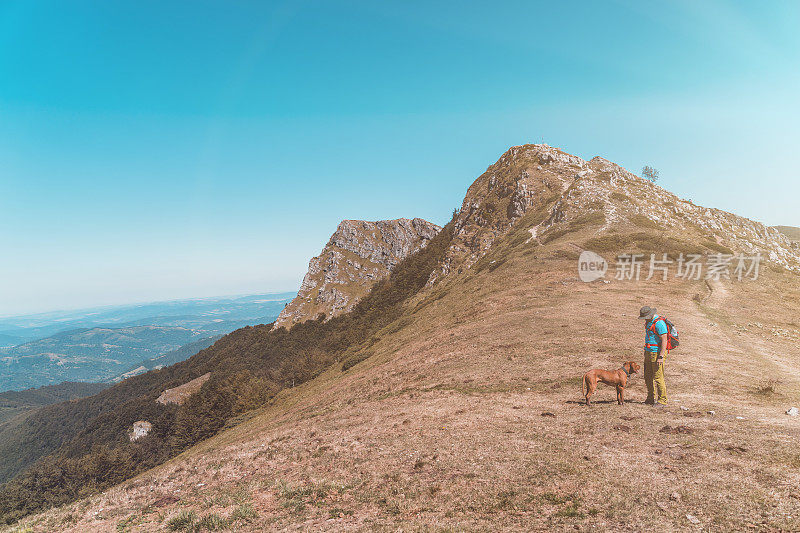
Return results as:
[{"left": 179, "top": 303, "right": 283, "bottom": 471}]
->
[
  {"left": 0, "top": 381, "right": 107, "bottom": 407},
  {"left": 107, "top": 335, "right": 222, "bottom": 383},
  {"left": 0, "top": 333, "right": 24, "bottom": 349},
  {"left": 0, "top": 292, "right": 296, "bottom": 346},
  {"left": 0, "top": 293, "right": 294, "bottom": 392},
  {"left": 0, "top": 325, "right": 203, "bottom": 391},
  {"left": 0, "top": 382, "right": 108, "bottom": 426},
  {"left": 774, "top": 225, "right": 800, "bottom": 241}
]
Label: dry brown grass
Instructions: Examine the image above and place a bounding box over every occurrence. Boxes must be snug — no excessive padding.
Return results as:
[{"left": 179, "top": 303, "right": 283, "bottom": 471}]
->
[
  {"left": 8, "top": 236, "right": 800, "bottom": 532},
  {"left": 156, "top": 372, "right": 211, "bottom": 405}
]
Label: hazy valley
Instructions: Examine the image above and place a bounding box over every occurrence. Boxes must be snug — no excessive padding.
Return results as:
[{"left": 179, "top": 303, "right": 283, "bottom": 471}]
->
[{"left": 0, "top": 294, "right": 294, "bottom": 392}]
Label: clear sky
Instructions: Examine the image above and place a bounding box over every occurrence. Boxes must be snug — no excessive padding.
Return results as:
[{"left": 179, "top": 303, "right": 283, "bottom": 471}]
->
[{"left": 1, "top": 0, "right": 798, "bottom": 316}]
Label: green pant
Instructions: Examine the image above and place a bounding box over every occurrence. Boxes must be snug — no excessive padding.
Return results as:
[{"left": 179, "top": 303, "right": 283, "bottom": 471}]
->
[{"left": 644, "top": 351, "right": 667, "bottom": 405}]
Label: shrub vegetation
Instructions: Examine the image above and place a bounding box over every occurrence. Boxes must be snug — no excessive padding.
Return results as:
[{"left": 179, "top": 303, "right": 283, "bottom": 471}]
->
[{"left": 0, "top": 223, "right": 455, "bottom": 525}]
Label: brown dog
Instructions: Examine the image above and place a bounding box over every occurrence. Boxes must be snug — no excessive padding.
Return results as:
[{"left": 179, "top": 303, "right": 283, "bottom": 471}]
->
[{"left": 581, "top": 361, "right": 640, "bottom": 405}]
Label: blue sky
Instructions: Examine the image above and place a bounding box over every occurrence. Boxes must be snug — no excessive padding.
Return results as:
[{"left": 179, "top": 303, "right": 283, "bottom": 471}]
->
[{"left": 1, "top": 0, "right": 798, "bottom": 315}]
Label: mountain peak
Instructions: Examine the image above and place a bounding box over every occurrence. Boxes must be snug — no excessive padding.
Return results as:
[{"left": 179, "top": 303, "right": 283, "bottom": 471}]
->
[
  {"left": 273, "top": 217, "right": 441, "bottom": 329},
  {"left": 428, "top": 144, "right": 799, "bottom": 282}
]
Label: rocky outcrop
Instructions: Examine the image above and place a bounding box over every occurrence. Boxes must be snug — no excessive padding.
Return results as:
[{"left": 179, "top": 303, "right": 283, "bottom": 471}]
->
[
  {"left": 273, "top": 218, "right": 441, "bottom": 329},
  {"left": 156, "top": 372, "right": 211, "bottom": 405},
  {"left": 129, "top": 421, "right": 151, "bottom": 442},
  {"left": 427, "top": 144, "right": 800, "bottom": 284},
  {"left": 428, "top": 144, "right": 585, "bottom": 283}
]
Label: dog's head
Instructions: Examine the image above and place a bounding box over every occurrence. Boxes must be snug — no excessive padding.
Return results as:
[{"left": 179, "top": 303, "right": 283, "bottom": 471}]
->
[{"left": 624, "top": 361, "right": 640, "bottom": 374}]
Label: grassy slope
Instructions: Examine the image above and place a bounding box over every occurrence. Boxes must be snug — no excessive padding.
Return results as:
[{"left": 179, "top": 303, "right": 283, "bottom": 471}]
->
[
  {"left": 13, "top": 222, "right": 800, "bottom": 532},
  {"left": 774, "top": 226, "right": 800, "bottom": 241},
  {"left": 0, "top": 221, "right": 457, "bottom": 524}
]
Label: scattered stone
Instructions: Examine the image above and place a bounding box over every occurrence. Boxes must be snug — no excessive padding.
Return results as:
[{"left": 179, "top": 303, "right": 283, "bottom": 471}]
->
[
  {"left": 786, "top": 407, "right": 799, "bottom": 416},
  {"left": 680, "top": 406, "right": 689, "bottom": 411},
  {"left": 129, "top": 420, "right": 152, "bottom": 442},
  {"left": 541, "top": 412, "right": 556, "bottom": 417},
  {"left": 670, "top": 492, "right": 682, "bottom": 501},
  {"left": 707, "top": 410, "right": 716, "bottom": 416},
  {"left": 686, "top": 514, "right": 701, "bottom": 525},
  {"left": 736, "top": 416, "right": 745, "bottom": 420},
  {"left": 613, "top": 425, "right": 631, "bottom": 432},
  {"left": 660, "top": 425, "right": 694, "bottom": 435},
  {"left": 656, "top": 501, "right": 669, "bottom": 512},
  {"left": 151, "top": 495, "right": 180, "bottom": 508}
]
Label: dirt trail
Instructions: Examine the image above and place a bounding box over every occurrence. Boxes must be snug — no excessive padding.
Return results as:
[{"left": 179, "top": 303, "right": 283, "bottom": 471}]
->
[
  {"left": 703, "top": 278, "right": 730, "bottom": 305},
  {"left": 692, "top": 277, "right": 800, "bottom": 408}
]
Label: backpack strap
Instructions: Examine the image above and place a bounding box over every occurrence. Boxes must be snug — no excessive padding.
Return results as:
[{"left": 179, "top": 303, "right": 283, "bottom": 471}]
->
[
  {"left": 650, "top": 315, "right": 670, "bottom": 354},
  {"left": 648, "top": 316, "right": 666, "bottom": 333},
  {"left": 647, "top": 316, "right": 668, "bottom": 353}
]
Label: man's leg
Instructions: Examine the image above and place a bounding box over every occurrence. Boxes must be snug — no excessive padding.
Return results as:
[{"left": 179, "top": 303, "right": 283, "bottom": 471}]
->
[
  {"left": 653, "top": 358, "right": 667, "bottom": 405},
  {"left": 644, "top": 350, "right": 655, "bottom": 404}
]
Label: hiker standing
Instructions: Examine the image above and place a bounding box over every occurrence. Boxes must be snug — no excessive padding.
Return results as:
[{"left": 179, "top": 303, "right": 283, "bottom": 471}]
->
[{"left": 639, "top": 306, "right": 668, "bottom": 406}]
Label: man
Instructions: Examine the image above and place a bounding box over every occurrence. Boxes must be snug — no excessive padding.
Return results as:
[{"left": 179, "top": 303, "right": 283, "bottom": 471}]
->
[{"left": 639, "top": 306, "right": 668, "bottom": 406}]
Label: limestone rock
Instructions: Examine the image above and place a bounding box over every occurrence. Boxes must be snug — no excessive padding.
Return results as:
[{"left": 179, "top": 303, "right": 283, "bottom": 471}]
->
[
  {"left": 273, "top": 218, "right": 440, "bottom": 329},
  {"left": 426, "top": 143, "right": 800, "bottom": 285},
  {"left": 129, "top": 421, "right": 152, "bottom": 442}
]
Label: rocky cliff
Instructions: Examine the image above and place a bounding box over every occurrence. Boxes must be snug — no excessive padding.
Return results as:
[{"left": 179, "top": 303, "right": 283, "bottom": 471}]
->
[
  {"left": 273, "top": 218, "right": 441, "bottom": 329},
  {"left": 428, "top": 144, "right": 800, "bottom": 284}
]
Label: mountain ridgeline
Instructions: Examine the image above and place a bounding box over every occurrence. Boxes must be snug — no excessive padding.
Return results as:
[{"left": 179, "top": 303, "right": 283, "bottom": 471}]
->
[{"left": 1, "top": 144, "right": 799, "bottom": 525}]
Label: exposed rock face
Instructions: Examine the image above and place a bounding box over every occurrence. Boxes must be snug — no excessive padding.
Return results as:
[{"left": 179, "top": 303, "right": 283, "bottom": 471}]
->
[
  {"left": 427, "top": 144, "right": 800, "bottom": 284},
  {"left": 156, "top": 372, "right": 211, "bottom": 405},
  {"left": 274, "top": 218, "right": 441, "bottom": 329},
  {"left": 428, "top": 144, "right": 586, "bottom": 284},
  {"left": 129, "top": 420, "right": 151, "bottom": 442}
]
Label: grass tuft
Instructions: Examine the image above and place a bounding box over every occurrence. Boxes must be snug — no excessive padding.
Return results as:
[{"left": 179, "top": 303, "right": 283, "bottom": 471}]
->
[
  {"left": 195, "top": 513, "right": 228, "bottom": 531},
  {"left": 166, "top": 510, "right": 196, "bottom": 531},
  {"left": 753, "top": 379, "right": 781, "bottom": 396},
  {"left": 230, "top": 503, "right": 257, "bottom": 522}
]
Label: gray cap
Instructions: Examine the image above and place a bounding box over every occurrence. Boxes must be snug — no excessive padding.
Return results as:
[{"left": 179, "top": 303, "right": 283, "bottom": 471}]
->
[{"left": 638, "top": 306, "right": 656, "bottom": 320}]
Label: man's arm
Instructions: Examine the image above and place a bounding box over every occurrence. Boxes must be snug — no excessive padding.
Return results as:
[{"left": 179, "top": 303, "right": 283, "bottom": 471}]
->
[{"left": 657, "top": 333, "right": 667, "bottom": 363}]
